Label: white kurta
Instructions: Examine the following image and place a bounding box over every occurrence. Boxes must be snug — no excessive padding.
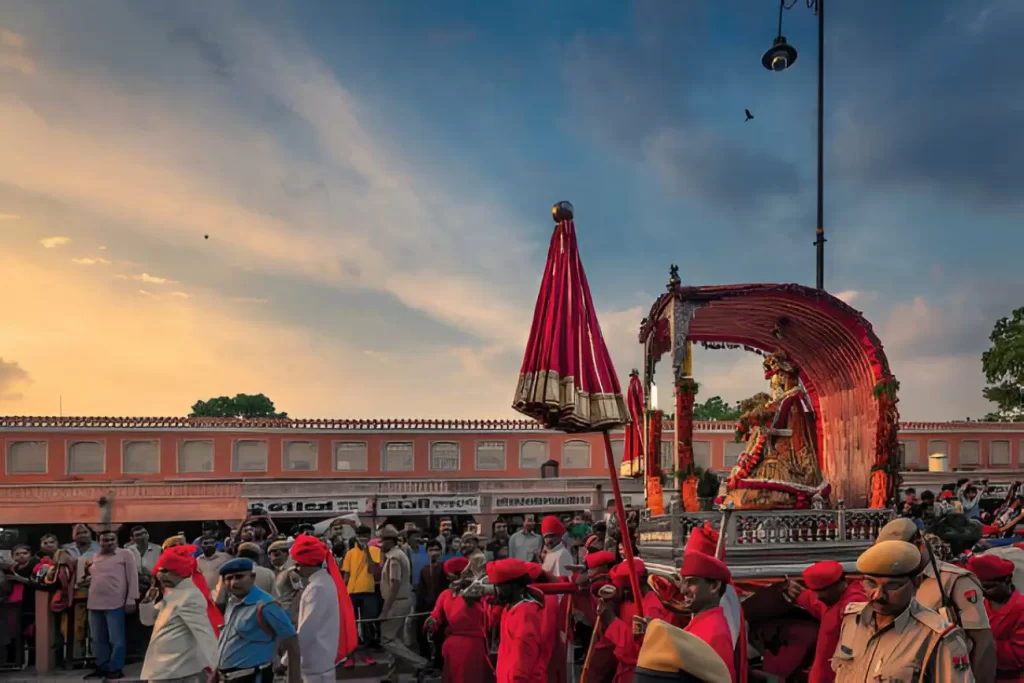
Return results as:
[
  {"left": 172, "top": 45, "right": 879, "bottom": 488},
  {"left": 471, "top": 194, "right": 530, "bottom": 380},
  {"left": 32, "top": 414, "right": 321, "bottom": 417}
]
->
[
  {"left": 295, "top": 569, "right": 340, "bottom": 682},
  {"left": 541, "top": 544, "right": 573, "bottom": 578},
  {"left": 140, "top": 578, "right": 218, "bottom": 681}
]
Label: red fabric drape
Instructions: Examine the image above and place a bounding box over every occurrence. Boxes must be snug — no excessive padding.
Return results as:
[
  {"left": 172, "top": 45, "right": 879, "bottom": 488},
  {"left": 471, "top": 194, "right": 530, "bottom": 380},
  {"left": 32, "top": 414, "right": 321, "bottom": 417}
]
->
[{"left": 622, "top": 373, "right": 645, "bottom": 477}]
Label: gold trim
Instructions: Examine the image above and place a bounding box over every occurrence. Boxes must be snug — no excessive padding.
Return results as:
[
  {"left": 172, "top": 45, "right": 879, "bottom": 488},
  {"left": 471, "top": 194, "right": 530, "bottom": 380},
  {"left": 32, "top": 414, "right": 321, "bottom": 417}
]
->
[{"left": 513, "top": 370, "right": 629, "bottom": 432}]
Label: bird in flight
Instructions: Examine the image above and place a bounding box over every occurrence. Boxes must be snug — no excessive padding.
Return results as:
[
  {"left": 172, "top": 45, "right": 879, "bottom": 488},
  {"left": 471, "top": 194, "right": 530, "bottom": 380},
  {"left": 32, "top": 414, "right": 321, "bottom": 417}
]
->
[{"left": 745, "top": 109, "right": 754, "bottom": 122}]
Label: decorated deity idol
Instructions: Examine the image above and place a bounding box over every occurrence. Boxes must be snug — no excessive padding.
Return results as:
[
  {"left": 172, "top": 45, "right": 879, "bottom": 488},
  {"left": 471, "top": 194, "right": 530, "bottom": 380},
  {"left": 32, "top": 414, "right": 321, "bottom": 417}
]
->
[{"left": 721, "top": 351, "right": 830, "bottom": 510}]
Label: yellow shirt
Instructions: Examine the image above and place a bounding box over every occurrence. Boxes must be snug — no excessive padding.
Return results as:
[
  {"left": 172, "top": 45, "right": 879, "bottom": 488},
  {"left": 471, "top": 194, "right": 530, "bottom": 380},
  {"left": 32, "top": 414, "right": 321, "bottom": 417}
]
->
[{"left": 341, "top": 546, "right": 380, "bottom": 595}]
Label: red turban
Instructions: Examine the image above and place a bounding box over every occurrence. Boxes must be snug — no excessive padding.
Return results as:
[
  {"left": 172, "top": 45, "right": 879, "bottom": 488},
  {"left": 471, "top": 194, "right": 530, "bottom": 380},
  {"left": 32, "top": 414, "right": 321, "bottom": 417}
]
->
[
  {"left": 679, "top": 552, "right": 732, "bottom": 584},
  {"left": 938, "top": 490, "right": 955, "bottom": 500},
  {"left": 289, "top": 535, "right": 357, "bottom": 663},
  {"left": 526, "top": 563, "right": 545, "bottom": 581},
  {"left": 802, "top": 561, "right": 844, "bottom": 590},
  {"left": 584, "top": 551, "right": 617, "bottom": 571},
  {"left": 967, "top": 554, "right": 1015, "bottom": 581},
  {"left": 487, "top": 558, "right": 533, "bottom": 584},
  {"left": 541, "top": 516, "right": 566, "bottom": 537},
  {"left": 610, "top": 558, "right": 646, "bottom": 588},
  {"left": 154, "top": 546, "right": 224, "bottom": 637},
  {"left": 685, "top": 521, "right": 722, "bottom": 558},
  {"left": 443, "top": 557, "right": 469, "bottom": 576}
]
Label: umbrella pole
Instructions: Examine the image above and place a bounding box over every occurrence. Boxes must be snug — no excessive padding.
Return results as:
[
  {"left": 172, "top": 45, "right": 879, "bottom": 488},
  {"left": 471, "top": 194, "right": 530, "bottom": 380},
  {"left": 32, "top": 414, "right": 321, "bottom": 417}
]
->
[{"left": 601, "top": 430, "right": 645, "bottom": 618}]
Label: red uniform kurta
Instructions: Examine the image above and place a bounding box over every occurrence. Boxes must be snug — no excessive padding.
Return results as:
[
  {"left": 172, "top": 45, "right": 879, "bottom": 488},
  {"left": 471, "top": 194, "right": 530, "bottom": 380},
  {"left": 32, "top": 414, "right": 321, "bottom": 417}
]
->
[
  {"left": 497, "top": 598, "right": 547, "bottom": 683},
  {"left": 795, "top": 580, "right": 867, "bottom": 683},
  {"left": 541, "top": 592, "right": 567, "bottom": 683},
  {"left": 986, "top": 590, "right": 1024, "bottom": 682},
  {"left": 603, "top": 591, "right": 673, "bottom": 683},
  {"left": 430, "top": 588, "right": 494, "bottom": 683},
  {"left": 684, "top": 606, "right": 737, "bottom": 683}
]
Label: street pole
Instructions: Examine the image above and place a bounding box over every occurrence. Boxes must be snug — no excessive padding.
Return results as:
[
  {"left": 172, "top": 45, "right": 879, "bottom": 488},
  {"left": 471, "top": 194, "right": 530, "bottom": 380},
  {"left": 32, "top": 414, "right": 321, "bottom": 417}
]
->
[{"left": 815, "top": 0, "right": 825, "bottom": 290}]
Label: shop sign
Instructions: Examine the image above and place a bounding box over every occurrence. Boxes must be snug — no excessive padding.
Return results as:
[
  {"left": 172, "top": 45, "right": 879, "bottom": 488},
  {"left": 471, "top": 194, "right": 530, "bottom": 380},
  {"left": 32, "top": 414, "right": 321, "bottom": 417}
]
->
[
  {"left": 248, "top": 497, "right": 373, "bottom": 517},
  {"left": 376, "top": 495, "right": 481, "bottom": 515},
  {"left": 492, "top": 493, "right": 595, "bottom": 511}
]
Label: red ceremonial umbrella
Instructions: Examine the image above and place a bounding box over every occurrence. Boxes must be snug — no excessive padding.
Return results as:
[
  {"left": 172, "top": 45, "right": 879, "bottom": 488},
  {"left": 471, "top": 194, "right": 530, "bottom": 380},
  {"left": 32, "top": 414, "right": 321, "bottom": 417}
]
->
[
  {"left": 513, "top": 201, "right": 644, "bottom": 615},
  {"left": 622, "top": 370, "right": 646, "bottom": 478}
]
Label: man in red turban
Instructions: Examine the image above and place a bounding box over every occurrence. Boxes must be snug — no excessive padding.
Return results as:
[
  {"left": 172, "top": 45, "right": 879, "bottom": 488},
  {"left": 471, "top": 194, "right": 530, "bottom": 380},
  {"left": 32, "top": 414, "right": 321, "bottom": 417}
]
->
[
  {"left": 423, "top": 555, "right": 493, "bottom": 682},
  {"left": 539, "top": 516, "right": 572, "bottom": 682},
  {"left": 599, "top": 558, "right": 674, "bottom": 683},
  {"left": 288, "top": 534, "right": 358, "bottom": 682},
  {"left": 677, "top": 553, "right": 736, "bottom": 682},
  {"left": 783, "top": 560, "right": 866, "bottom": 683},
  {"left": 575, "top": 550, "right": 618, "bottom": 683},
  {"left": 967, "top": 554, "right": 1024, "bottom": 681},
  {"left": 487, "top": 559, "right": 547, "bottom": 682},
  {"left": 141, "top": 545, "right": 221, "bottom": 682}
]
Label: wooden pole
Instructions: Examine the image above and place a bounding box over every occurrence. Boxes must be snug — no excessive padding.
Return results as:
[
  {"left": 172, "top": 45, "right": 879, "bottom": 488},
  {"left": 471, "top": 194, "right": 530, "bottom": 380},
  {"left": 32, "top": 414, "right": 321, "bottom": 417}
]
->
[{"left": 601, "top": 430, "right": 645, "bottom": 618}]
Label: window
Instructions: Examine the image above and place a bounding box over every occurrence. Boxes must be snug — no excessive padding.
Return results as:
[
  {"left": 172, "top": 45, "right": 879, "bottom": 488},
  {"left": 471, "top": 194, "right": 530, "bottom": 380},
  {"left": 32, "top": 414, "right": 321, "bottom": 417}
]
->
[
  {"left": 693, "top": 440, "right": 712, "bottom": 471},
  {"left": 334, "top": 442, "right": 368, "bottom": 471},
  {"left": 68, "top": 441, "right": 104, "bottom": 474},
  {"left": 283, "top": 441, "right": 318, "bottom": 471},
  {"left": 178, "top": 440, "right": 214, "bottom": 473},
  {"left": 899, "top": 440, "right": 921, "bottom": 468},
  {"left": 123, "top": 440, "right": 159, "bottom": 474},
  {"left": 233, "top": 440, "right": 268, "bottom": 472},
  {"left": 429, "top": 442, "right": 460, "bottom": 471},
  {"left": 724, "top": 441, "right": 745, "bottom": 468},
  {"left": 6, "top": 441, "right": 46, "bottom": 474},
  {"left": 958, "top": 440, "right": 980, "bottom": 467},
  {"left": 382, "top": 442, "right": 414, "bottom": 472},
  {"left": 990, "top": 440, "right": 1011, "bottom": 466},
  {"left": 562, "top": 440, "right": 591, "bottom": 469},
  {"left": 519, "top": 440, "right": 548, "bottom": 469},
  {"left": 610, "top": 439, "right": 625, "bottom": 467},
  {"left": 475, "top": 441, "right": 506, "bottom": 470},
  {"left": 660, "top": 441, "right": 673, "bottom": 472},
  {"left": 927, "top": 440, "right": 949, "bottom": 470}
]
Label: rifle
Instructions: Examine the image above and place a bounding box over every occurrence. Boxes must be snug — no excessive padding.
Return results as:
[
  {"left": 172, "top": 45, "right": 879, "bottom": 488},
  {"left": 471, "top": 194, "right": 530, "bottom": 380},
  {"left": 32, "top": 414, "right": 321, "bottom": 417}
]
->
[{"left": 924, "top": 536, "right": 962, "bottom": 629}]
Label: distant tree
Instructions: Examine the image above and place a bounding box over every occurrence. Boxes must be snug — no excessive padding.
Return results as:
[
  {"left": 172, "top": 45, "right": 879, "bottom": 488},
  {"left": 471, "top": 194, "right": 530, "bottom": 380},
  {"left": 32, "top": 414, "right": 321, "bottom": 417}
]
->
[
  {"left": 692, "top": 396, "right": 742, "bottom": 421},
  {"left": 980, "top": 307, "right": 1024, "bottom": 421},
  {"left": 190, "top": 393, "right": 288, "bottom": 419}
]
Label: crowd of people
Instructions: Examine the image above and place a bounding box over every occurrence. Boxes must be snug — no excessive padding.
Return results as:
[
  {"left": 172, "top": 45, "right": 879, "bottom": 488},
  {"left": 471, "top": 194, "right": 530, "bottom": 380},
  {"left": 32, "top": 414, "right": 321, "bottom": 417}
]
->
[{"left": 1, "top": 496, "right": 1022, "bottom": 682}]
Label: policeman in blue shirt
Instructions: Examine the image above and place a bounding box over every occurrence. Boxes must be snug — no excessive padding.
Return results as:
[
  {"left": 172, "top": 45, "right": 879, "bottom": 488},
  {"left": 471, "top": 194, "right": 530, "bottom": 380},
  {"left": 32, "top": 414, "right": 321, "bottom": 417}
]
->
[{"left": 215, "top": 558, "right": 301, "bottom": 683}]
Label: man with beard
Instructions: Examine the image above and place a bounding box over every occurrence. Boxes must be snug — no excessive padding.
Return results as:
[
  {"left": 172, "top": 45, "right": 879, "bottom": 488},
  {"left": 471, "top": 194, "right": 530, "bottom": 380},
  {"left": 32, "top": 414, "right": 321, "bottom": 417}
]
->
[
  {"left": 966, "top": 554, "right": 1024, "bottom": 681},
  {"left": 487, "top": 558, "right": 546, "bottom": 682},
  {"left": 877, "top": 517, "right": 996, "bottom": 682},
  {"left": 784, "top": 560, "right": 866, "bottom": 683},
  {"left": 676, "top": 553, "right": 736, "bottom": 682},
  {"left": 140, "top": 545, "right": 220, "bottom": 682},
  {"left": 834, "top": 540, "right": 973, "bottom": 682},
  {"left": 541, "top": 516, "right": 572, "bottom": 579}
]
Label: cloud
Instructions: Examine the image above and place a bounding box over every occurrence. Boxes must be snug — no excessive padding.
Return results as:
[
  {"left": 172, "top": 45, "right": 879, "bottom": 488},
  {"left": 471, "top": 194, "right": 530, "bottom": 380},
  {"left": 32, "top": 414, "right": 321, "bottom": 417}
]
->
[
  {"left": 0, "top": 357, "right": 31, "bottom": 402},
  {"left": 230, "top": 297, "right": 270, "bottom": 304},
  {"left": 40, "top": 236, "right": 71, "bottom": 249},
  {"left": 71, "top": 257, "right": 111, "bottom": 266},
  {"left": 0, "top": 213, "right": 20, "bottom": 221},
  {"left": 98, "top": 245, "right": 107, "bottom": 250},
  {"left": 166, "top": 25, "right": 233, "bottom": 82},
  {"left": 169, "top": 291, "right": 191, "bottom": 299},
  {"left": 136, "top": 273, "right": 176, "bottom": 285},
  {"left": 0, "top": 27, "right": 33, "bottom": 75}
]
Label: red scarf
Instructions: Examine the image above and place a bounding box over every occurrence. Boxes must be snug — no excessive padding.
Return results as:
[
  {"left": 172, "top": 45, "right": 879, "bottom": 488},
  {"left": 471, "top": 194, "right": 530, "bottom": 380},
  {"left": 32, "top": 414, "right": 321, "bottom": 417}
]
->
[
  {"left": 154, "top": 545, "right": 224, "bottom": 637},
  {"left": 291, "top": 534, "right": 359, "bottom": 662}
]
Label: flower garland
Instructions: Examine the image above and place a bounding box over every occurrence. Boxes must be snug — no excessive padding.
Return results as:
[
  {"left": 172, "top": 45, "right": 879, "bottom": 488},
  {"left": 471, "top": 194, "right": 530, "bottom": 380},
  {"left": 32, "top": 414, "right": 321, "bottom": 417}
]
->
[{"left": 726, "top": 433, "right": 767, "bottom": 489}]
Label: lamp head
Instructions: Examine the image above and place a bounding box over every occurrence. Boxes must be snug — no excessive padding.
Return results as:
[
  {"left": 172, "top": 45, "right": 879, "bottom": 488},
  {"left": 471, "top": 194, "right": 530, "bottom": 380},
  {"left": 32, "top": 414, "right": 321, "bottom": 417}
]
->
[{"left": 762, "top": 36, "right": 798, "bottom": 72}]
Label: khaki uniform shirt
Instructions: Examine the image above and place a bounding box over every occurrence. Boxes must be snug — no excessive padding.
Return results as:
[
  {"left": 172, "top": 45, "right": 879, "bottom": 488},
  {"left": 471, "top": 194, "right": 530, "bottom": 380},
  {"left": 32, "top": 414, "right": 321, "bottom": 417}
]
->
[
  {"left": 273, "top": 565, "right": 303, "bottom": 623},
  {"left": 381, "top": 546, "right": 412, "bottom": 602},
  {"left": 832, "top": 599, "right": 974, "bottom": 683},
  {"left": 916, "top": 561, "right": 990, "bottom": 631}
]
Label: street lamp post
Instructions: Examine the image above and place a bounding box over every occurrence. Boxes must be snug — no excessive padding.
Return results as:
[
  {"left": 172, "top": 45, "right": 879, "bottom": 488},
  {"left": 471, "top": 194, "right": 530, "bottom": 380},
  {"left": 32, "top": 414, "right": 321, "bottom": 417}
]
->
[{"left": 762, "top": 0, "right": 826, "bottom": 291}]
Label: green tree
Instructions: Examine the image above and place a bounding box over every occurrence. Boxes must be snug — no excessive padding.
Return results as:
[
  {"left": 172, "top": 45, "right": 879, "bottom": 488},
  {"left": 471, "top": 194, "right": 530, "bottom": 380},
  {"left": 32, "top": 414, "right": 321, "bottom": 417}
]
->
[
  {"left": 190, "top": 393, "right": 288, "bottom": 419},
  {"left": 692, "top": 395, "right": 742, "bottom": 421},
  {"left": 980, "top": 307, "right": 1024, "bottom": 421}
]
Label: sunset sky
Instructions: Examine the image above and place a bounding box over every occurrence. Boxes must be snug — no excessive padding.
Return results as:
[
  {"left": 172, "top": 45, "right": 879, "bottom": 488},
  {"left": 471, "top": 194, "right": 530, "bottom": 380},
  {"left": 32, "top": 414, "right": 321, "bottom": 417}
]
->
[{"left": 1, "top": 1, "right": 1020, "bottom": 421}]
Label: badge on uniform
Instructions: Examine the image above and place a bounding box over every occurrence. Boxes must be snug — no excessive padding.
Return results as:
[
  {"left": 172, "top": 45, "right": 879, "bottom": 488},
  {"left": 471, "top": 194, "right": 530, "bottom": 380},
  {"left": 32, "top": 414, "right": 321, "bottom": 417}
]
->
[
  {"left": 964, "top": 590, "right": 978, "bottom": 604},
  {"left": 953, "top": 655, "right": 970, "bottom": 671}
]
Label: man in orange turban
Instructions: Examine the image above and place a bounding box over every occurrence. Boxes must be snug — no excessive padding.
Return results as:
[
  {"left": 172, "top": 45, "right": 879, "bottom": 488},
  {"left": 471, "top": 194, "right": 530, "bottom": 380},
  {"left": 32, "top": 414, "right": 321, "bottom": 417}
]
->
[
  {"left": 141, "top": 545, "right": 221, "bottom": 682},
  {"left": 288, "top": 534, "right": 358, "bottom": 682}
]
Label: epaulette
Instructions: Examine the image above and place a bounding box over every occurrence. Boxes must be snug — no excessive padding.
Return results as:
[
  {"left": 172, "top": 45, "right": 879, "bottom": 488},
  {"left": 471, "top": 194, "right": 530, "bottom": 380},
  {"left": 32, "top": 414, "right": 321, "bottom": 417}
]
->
[
  {"left": 910, "top": 600, "right": 950, "bottom": 634},
  {"left": 938, "top": 562, "right": 971, "bottom": 577},
  {"left": 843, "top": 601, "right": 868, "bottom": 616}
]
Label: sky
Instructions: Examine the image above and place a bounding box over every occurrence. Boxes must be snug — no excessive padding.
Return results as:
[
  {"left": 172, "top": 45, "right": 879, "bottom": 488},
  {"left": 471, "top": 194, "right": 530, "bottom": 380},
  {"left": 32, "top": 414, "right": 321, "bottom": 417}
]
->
[{"left": 0, "top": 0, "right": 1021, "bottom": 422}]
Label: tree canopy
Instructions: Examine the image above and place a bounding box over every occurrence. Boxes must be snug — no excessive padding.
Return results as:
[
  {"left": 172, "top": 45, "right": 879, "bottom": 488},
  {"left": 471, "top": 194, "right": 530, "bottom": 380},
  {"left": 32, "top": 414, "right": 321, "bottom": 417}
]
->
[
  {"left": 190, "top": 393, "right": 288, "bottom": 419},
  {"left": 980, "top": 307, "right": 1024, "bottom": 421},
  {"left": 692, "top": 395, "right": 742, "bottom": 421}
]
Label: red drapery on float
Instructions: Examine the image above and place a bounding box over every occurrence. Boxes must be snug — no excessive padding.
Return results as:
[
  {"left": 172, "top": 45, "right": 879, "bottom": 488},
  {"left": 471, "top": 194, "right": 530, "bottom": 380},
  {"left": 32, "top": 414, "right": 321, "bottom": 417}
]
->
[
  {"left": 621, "top": 371, "right": 645, "bottom": 478},
  {"left": 513, "top": 201, "right": 643, "bottom": 616}
]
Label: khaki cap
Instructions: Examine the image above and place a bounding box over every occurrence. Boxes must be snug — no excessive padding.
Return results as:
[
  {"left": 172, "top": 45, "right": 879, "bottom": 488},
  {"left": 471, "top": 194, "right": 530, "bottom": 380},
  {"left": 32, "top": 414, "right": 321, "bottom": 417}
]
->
[
  {"left": 875, "top": 518, "right": 920, "bottom": 544},
  {"left": 636, "top": 619, "right": 732, "bottom": 683},
  {"left": 857, "top": 540, "right": 922, "bottom": 578}
]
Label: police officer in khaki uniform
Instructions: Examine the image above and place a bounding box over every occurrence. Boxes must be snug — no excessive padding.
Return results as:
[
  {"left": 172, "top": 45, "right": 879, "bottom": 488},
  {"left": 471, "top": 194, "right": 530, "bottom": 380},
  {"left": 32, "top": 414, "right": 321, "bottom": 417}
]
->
[
  {"left": 833, "top": 540, "right": 974, "bottom": 682},
  {"left": 877, "top": 518, "right": 996, "bottom": 683}
]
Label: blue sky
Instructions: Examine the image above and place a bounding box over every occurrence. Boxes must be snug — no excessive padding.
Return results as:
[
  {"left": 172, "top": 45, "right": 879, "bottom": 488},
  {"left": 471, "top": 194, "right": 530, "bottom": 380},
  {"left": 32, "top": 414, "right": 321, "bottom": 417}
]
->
[{"left": 0, "top": 0, "right": 1020, "bottom": 420}]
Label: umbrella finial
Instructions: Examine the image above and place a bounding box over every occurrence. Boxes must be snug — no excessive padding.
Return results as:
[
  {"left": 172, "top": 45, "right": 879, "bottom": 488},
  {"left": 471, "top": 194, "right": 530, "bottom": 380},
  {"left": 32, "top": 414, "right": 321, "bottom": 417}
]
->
[
  {"left": 629, "top": 368, "right": 639, "bottom": 377},
  {"left": 552, "top": 201, "right": 574, "bottom": 223},
  {"left": 668, "top": 264, "right": 681, "bottom": 289}
]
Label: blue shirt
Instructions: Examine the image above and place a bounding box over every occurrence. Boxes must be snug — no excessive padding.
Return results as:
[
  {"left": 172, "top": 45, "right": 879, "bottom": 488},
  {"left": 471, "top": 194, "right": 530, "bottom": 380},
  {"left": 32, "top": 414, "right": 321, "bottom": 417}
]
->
[
  {"left": 409, "top": 545, "right": 429, "bottom": 586},
  {"left": 217, "top": 586, "right": 296, "bottom": 670}
]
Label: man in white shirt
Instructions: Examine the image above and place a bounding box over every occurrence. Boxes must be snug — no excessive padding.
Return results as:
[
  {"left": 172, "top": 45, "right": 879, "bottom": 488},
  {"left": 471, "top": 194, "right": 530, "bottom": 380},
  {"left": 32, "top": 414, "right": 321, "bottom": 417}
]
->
[
  {"left": 540, "top": 515, "right": 572, "bottom": 578},
  {"left": 288, "top": 536, "right": 352, "bottom": 683}
]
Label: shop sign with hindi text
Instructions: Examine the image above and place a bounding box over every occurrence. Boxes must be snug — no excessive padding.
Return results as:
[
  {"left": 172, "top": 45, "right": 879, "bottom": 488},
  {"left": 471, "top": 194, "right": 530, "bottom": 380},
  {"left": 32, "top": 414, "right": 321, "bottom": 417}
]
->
[
  {"left": 492, "top": 493, "right": 596, "bottom": 511},
  {"left": 248, "top": 497, "right": 374, "bottom": 517},
  {"left": 376, "top": 495, "right": 481, "bottom": 515}
]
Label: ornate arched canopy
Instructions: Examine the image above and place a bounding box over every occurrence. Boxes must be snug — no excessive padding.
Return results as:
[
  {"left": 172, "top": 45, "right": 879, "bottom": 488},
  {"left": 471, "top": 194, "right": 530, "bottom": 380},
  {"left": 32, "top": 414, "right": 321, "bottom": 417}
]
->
[{"left": 640, "top": 283, "right": 900, "bottom": 508}]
